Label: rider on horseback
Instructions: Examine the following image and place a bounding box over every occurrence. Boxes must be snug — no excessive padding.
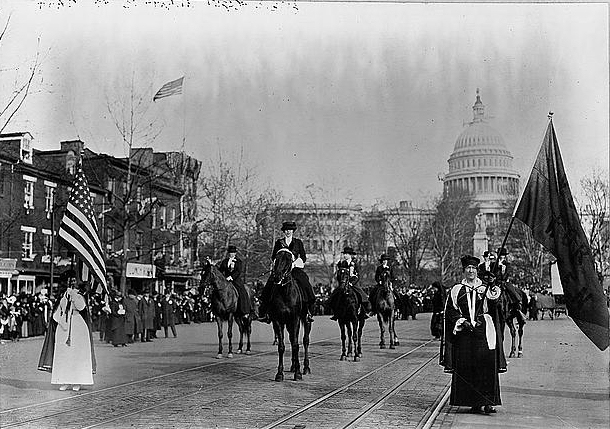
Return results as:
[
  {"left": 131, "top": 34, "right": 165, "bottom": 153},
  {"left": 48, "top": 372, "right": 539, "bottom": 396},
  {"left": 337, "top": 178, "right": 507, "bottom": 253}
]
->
[
  {"left": 368, "top": 253, "right": 399, "bottom": 313},
  {"left": 329, "top": 247, "right": 370, "bottom": 320},
  {"left": 217, "top": 245, "right": 251, "bottom": 319},
  {"left": 257, "top": 221, "right": 316, "bottom": 324}
]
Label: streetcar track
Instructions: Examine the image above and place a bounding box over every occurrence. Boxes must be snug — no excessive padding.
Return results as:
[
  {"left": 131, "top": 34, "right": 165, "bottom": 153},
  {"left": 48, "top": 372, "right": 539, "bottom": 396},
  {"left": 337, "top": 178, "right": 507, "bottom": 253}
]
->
[{"left": 261, "top": 340, "right": 436, "bottom": 429}]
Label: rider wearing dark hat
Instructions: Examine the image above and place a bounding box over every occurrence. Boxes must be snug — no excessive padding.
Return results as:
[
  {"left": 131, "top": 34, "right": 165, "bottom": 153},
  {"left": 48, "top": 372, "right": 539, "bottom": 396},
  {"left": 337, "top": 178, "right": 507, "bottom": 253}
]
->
[
  {"left": 368, "top": 253, "right": 399, "bottom": 314},
  {"left": 258, "top": 221, "right": 316, "bottom": 324},
  {"left": 217, "top": 245, "right": 251, "bottom": 318},
  {"left": 329, "top": 246, "right": 370, "bottom": 320}
]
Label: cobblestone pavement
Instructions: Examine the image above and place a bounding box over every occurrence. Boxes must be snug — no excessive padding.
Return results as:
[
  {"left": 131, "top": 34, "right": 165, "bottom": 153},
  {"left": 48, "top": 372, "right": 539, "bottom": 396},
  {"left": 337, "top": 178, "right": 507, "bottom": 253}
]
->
[{"left": 1, "top": 313, "right": 608, "bottom": 428}]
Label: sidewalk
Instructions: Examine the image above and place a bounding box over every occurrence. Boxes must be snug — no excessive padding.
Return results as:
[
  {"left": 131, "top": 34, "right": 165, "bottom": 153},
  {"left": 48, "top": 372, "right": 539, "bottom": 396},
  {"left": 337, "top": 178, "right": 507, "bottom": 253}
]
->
[{"left": 433, "top": 315, "right": 610, "bottom": 429}]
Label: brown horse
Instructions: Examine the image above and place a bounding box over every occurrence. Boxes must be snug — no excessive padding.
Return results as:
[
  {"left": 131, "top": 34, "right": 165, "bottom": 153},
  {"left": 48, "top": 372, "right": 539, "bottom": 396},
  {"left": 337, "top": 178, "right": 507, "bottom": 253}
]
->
[
  {"left": 370, "top": 269, "right": 399, "bottom": 349},
  {"left": 200, "top": 258, "right": 239, "bottom": 359},
  {"left": 333, "top": 267, "right": 364, "bottom": 361},
  {"left": 268, "top": 248, "right": 311, "bottom": 381}
]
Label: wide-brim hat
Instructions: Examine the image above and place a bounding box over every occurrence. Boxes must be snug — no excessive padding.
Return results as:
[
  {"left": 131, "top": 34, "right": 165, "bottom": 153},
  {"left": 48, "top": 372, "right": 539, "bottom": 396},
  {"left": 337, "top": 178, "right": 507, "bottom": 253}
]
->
[
  {"left": 342, "top": 246, "right": 356, "bottom": 255},
  {"left": 497, "top": 247, "right": 508, "bottom": 256},
  {"left": 461, "top": 255, "right": 480, "bottom": 268},
  {"left": 281, "top": 221, "right": 297, "bottom": 231},
  {"left": 379, "top": 253, "right": 390, "bottom": 261},
  {"left": 227, "top": 245, "right": 237, "bottom": 253}
]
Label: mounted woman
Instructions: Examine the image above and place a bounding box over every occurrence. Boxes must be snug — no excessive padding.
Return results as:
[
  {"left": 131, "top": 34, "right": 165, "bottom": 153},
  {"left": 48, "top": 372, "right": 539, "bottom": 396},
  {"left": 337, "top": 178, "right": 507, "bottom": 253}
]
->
[
  {"left": 369, "top": 254, "right": 399, "bottom": 349},
  {"left": 332, "top": 265, "right": 364, "bottom": 361},
  {"left": 200, "top": 257, "right": 239, "bottom": 358},
  {"left": 266, "top": 242, "right": 312, "bottom": 381}
]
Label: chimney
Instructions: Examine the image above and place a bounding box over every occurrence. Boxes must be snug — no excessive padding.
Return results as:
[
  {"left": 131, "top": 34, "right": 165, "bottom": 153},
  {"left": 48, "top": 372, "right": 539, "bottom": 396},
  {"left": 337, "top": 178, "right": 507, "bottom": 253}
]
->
[{"left": 60, "top": 140, "right": 84, "bottom": 156}]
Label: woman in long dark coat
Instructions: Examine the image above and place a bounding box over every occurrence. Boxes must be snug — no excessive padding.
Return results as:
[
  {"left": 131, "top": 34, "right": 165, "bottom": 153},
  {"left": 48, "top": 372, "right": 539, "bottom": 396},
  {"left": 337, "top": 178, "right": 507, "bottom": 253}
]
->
[
  {"left": 109, "top": 292, "right": 127, "bottom": 347},
  {"left": 138, "top": 288, "right": 156, "bottom": 342},
  {"left": 123, "top": 289, "right": 140, "bottom": 343},
  {"left": 444, "top": 255, "right": 502, "bottom": 414}
]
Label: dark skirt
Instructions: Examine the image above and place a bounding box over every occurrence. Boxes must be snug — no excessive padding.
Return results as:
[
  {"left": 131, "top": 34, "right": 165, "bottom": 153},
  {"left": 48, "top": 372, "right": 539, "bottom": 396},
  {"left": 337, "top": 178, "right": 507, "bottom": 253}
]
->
[
  {"left": 449, "top": 324, "right": 501, "bottom": 407},
  {"left": 111, "top": 315, "right": 127, "bottom": 345},
  {"left": 430, "top": 312, "right": 443, "bottom": 338}
]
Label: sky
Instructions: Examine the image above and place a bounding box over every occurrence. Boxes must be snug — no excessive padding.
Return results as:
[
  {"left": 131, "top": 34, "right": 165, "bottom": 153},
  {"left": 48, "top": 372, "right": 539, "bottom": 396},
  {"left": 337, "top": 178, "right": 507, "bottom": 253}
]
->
[{"left": 2, "top": 0, "right": 608, "bottom": 207}]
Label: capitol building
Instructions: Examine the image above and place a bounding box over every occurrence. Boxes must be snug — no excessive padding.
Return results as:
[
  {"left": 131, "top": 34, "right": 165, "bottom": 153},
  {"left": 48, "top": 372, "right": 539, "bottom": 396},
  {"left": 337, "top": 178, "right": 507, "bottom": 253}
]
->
[{"left": 443, "top": 90, "right": 520, "bottom": 226}]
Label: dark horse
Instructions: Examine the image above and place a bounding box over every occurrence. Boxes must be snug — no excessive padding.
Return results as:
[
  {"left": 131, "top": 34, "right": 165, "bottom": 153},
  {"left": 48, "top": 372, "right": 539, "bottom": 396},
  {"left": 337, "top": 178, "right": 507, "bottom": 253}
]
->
[
  {"left": 268, "top": 248, "right": 311, "bottom": 381},
  {"left": 370, "top": 269, "right": 399, "bottom": 349},
  {"left": 200, "top": 258, "right": 251, "bottom": 358},
  {"left": 333, "top": 267, "right": 365, "bottom": 362},
  {"left": 499, "top": 285, "right": 528, "bottom": 358}
]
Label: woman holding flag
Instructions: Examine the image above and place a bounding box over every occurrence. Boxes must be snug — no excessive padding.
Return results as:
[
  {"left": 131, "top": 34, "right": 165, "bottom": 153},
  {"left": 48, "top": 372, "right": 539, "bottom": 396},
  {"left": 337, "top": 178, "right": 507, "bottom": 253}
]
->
[{"left": 38, "top": 269, "right": 96, "bottom": 391}]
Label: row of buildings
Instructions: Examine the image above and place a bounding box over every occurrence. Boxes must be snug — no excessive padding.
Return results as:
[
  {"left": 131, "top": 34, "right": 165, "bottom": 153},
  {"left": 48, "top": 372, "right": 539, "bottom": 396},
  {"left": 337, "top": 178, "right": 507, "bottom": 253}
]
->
[
  {"left": 0, "top": 132, "right": 201, "bottom": 296},
  {"left": 0, "top": 91, "right": 521, "bottom": 295}
]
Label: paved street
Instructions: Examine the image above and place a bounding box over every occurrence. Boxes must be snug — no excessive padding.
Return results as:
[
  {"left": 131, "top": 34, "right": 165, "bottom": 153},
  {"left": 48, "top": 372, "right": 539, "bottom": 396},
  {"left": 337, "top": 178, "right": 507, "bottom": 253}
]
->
[{"left": 0, "top": 313, "right": 608, "bottom": 428}]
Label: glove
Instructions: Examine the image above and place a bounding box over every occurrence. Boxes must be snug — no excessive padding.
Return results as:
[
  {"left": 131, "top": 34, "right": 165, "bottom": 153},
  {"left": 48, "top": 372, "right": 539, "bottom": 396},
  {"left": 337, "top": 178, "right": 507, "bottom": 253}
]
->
[{"left": 461, "top": 320, "right": 474, "bottom": 332}]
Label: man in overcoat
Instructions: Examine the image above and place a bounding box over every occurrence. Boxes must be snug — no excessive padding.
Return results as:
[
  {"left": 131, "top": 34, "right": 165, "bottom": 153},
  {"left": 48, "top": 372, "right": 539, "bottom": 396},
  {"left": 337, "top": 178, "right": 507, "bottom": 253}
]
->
[
  {"left": 123, "top": 289, "right": 140, "bottom": 343},
  {"left": 161, "top": 289, "right": 178, "bottom": 338},
  {"left": 138, "top": 287, "right": 156, "bottom": 342}
]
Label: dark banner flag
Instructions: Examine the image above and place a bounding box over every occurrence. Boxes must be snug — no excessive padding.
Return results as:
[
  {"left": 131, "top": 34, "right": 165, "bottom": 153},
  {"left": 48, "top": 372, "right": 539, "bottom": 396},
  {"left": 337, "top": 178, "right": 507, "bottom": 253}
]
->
[{"left": 514, "top": 119, "right": 609, "bottom": 350}]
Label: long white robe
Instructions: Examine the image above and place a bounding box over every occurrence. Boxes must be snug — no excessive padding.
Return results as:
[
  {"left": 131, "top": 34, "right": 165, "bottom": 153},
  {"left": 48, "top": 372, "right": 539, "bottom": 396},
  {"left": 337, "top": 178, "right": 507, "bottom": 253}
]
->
[{"left": 51, "top": 292, "right": 94, "bottom": 385}]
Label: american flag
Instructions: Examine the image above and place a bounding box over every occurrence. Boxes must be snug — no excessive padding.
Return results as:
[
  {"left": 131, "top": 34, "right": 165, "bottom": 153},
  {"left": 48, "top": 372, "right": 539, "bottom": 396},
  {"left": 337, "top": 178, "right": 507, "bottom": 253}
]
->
[
  {"left": 153, "top": 76, "right": 184, "bottom": 101},
  {"left": 58, "top": 163, "right": 108, "bottom": 294}
]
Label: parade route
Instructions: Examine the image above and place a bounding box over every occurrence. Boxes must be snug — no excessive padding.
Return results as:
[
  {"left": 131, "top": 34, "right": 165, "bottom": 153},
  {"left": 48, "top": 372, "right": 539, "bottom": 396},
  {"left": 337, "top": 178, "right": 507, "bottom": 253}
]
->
[{"left": 1, "top": 313, "right": 608, "bottom": 428}]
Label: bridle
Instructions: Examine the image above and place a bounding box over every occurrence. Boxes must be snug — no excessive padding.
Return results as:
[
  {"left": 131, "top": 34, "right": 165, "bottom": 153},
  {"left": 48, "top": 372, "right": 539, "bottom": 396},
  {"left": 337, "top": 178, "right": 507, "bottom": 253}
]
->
[{"left": 274, "top": 248, "right": 294, "bottom": 286}]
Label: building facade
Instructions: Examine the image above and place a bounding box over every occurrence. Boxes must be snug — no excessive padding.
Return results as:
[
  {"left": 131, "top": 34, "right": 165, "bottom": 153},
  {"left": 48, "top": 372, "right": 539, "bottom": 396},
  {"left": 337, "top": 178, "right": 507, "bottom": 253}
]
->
[{"left": 443, "top": 90, "right": 520, "bottom": 225}]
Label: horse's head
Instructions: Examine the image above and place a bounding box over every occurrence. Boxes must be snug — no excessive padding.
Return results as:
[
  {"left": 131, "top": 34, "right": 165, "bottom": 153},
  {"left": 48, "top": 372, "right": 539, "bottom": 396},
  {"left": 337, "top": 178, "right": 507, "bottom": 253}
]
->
[
  {"left": 272, "top": 248, "right": 294, "bottom": 285},
  {"left": 379, "top": 268, "right": 392, "bottom": 290},
  {"left": 199, "top": 257, "right": 218, "bottom": 292},
  {"left": 336, "top": 267, "right": 351, "bottom": 290}
]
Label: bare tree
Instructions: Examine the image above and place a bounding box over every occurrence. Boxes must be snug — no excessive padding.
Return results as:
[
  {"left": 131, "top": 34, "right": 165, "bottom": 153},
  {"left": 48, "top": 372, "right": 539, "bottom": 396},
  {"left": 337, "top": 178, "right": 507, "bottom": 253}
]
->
[
  {"left": 429, "top": 191, "right": 477, "bottom": 284},
  {"left": 578, "top": 169, "right": 609, "bottom": 287},
  {"left": 0, "top": 14, "right": 44, "bottom": 133}
]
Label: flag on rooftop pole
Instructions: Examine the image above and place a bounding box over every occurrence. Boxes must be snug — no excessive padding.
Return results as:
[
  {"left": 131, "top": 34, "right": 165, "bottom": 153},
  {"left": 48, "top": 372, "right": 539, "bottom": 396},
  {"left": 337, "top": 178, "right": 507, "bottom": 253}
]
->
[
  {"left": 153, "top": 76, "right": 184, "bottom": 101},
  {"left": 513, "top": 115, "right": 609, "bottom": 351},
  {"left": 58, "top": 161, "right": 108, "bottom": 295}
]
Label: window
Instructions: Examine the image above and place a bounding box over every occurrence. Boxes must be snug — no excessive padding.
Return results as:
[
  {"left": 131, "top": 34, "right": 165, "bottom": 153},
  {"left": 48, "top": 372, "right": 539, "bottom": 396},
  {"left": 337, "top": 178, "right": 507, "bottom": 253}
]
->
[
  {"left": 171, "top": 244, "right": 176, "bottom": 263},
  {"left": 171, "top": 207, "right": 176, "bottom": 227},
  {"left": 106, "top": 227, "right": 115, "bottom": 252},
  {"left": 135, "top": 231, "right": 143, "bottom": 258},
  {"left": 21, "top": 226, "right": 35, "bottom": 259},
  {"left": 44, "top": 182, "right": 56, "bottom": 217},
  {"left": 42, "top": 230, "right": 53, "bottom": 258},
  {"left": 21, "top": 135, "right": 33, "bottom": 164},
  {"left": 151, "top": 206, "right": 157, "bottom": 228},
  {"left": 160, "top": 206, "right": 166, "bottom": 228},
  {"left": 23, "top": 175, "right": 36, "bottom": 210}
]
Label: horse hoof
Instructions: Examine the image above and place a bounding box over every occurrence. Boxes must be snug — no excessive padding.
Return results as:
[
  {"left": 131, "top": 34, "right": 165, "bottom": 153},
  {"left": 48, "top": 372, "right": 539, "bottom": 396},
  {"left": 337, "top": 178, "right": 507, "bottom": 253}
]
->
[
  {"left": 389, "top": 344, "right": 395, "bottom": 349},
  {"left": 395, "top": 341, "right": 400, "bottom": 346},
  {"left": 303, "top": 367, "right": 310, "bottom": 375},
  {"left": 227, "top": 353, "right": 233, "bottom": 358},
  {"left": 517, "top": 352, "right": 523, "bottom": 358},
  {"left": 245, "top": 350, "right": 251, "bottom": 355},
  {"left": 216, "top": 354, "right": 223, "bottom": 359},
  {"left": 380, "top": 344, "right": 386, "bottom": 349},
  {"left": 354, "top": 356, "right": 360, "bottom": 362},
  {"left": 294, "top": 372, "right": 302, "bottom": 381},
  {"left": 509, "top": 353, "right": 515, "bottom": 358},
  {"left": 340, "top": 355, "right": 346, "bottom": 361},
  {"left": 275, "top": 373, "right": 284, "bottom": 382},
  {"left": 236, "top": 349, "right": 243, "bottom": 354}
]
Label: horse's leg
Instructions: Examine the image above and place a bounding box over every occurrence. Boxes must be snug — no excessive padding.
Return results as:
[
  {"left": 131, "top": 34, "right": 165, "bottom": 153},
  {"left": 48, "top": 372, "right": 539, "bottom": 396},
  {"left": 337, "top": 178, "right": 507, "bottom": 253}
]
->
[
  {"left": 378, "top": 313, "right": 385, "bottom": 349},
  {"left": 351, "top": 321, "right": 359, "bottom": 362},
  {"left": 389, "top": 311, "right": 395, "bottom": 349},
  {"left": 339, "top": 322, "right": 347, "bottom": 361},
  {"left": 507, "top": 318, "right": 517, "bottom": 358},
  {"left": 356, "top": 317, "right": 364, "bottom": 358},
  {"left": 216, "top": 318, "right": 223, "bottom": 359},
  {"left": 346, "top": 321, "right": 353, "bottom": 358},
  {"left": 392, "top": 310, "right": 400, "bottom": 346},
  {"left": 274, "top": 323, "right": 285, "bottom": 382},
  {"left": 289, "top": 320, "right": 302, "bottom": 381},
  {"left": 302, "top": 319, "right": 311, "bottom": 375},
  {"left": 236, "top": 317, "right": 244, "bottom": 354},
  {"left": 245, "top": 318, "right": 252, "bottom": 355},
  {"left": 227, "top": 313, "right": 234, "bottom": 358},
  {"left": 517, "top": 320, "right": 524, "bottom": 357}
]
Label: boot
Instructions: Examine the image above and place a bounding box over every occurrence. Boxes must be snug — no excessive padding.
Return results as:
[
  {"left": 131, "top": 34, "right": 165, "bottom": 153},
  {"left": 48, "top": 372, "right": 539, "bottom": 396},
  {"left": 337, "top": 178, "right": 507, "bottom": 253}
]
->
[
  {"left": 306, "top": 310, "right": 315, "bottom": 323},
  {"left": 330, "top": 314, "right": 338, "bottom": 321}
]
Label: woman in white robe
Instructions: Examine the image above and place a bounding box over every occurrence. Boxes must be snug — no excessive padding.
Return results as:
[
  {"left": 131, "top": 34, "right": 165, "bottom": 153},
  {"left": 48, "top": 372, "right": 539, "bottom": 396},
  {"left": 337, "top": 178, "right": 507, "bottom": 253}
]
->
[{"left": 51, "top": 286, "right": 94, "bottom": 391}]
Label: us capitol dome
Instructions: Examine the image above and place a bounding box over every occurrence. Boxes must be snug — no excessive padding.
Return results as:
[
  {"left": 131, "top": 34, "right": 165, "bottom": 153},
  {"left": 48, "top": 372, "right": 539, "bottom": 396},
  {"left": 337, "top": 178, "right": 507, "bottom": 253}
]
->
[{"left": 443, "top": 90, "right": 520, "bottom": 224}]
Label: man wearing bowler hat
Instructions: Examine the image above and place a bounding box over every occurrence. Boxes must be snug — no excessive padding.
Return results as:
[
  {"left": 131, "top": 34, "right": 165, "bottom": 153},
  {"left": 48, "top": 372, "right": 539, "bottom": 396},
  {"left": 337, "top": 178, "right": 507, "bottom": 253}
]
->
[
  {"left": 217, "top": 245, "right": 251, "bottom": 319},
  {"left": 258, "top": 221, "right": 315, "bottom": 324}
]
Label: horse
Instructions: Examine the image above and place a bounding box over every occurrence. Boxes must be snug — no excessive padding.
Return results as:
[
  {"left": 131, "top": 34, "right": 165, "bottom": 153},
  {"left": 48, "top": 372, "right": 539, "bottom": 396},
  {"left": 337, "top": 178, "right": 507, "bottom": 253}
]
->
[
  {"left": 332, "top": 267, "right": 364, "bottom": 361},
  {"left": 499, "top": 285, "right": 528, "bottom": 358},
  {"left": 370, "top": 269, "right": 399, "bottom": 349},
  {"left": 268, "top": 248, "right": 311, "bottom": 381},
  {"left": 200, "top": 258, "right": 250, "bottom": 358}
]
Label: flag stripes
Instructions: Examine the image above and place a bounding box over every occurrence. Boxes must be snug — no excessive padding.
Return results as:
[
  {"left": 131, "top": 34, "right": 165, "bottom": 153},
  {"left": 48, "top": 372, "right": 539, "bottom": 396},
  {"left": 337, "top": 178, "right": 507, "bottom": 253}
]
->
[
  {"left": 153, "top": 76, "right": 184, "bottom": 101},
  {"left": 58, "top": 164, "right": 108, "bottom": 294}
]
